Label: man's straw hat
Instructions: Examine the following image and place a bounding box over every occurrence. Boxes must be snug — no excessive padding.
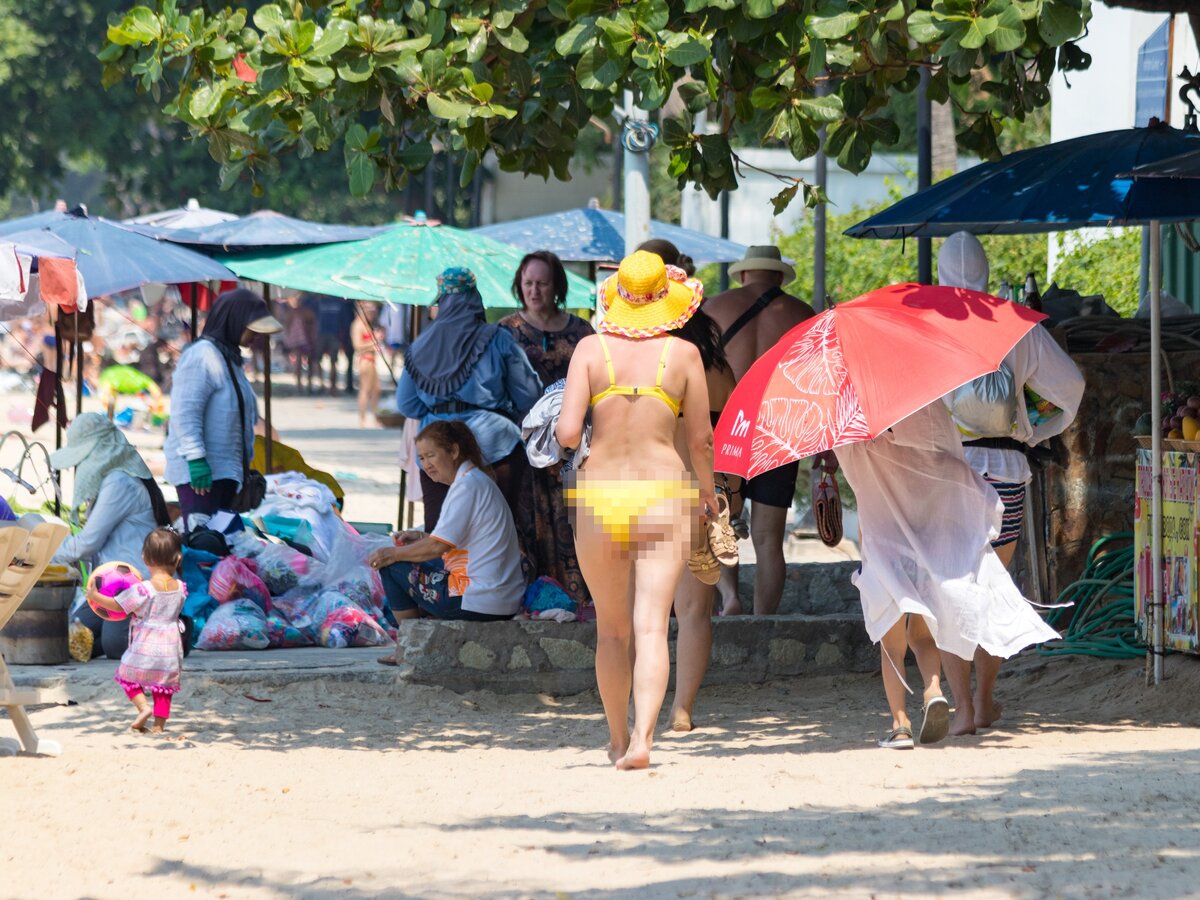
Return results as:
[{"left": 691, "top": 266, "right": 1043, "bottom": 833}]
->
[
  {"left": 598, "top": 250, "right": 704, "bottom": 339},
  {"left": 728, "top": 245, "right": 796, "bottom": 283}
]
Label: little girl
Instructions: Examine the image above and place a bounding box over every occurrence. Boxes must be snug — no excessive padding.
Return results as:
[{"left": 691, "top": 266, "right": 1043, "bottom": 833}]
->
[{"left": 87, "top": 528, "right": 186, "bottom": 734}]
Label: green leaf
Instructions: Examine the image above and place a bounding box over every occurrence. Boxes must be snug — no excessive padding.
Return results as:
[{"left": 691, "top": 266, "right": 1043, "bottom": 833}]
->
[
  {"left": 466, "top": 28, "right": 488, "bottom": 62},
  {"left": 662, "top": 115, "right": 693, "bottom": 145},
  {"left": 426, "top": 93, "right": 473, "bottom": 119},
  {"left": 310, "top": 25, "right": 349, "bottom": 59},
  {"left": 987, "top": 6, "right": 1026, "bottom": 51},
  {"left": 805, "top": 38, "right": 827, "bottom": 80},
  {"left": 596, "top": 17, "right": 635, "bottom": 56},
  {"left": 252, "top": 5, "right": 286, "bottom": 33},
  {"left": 796, "top": 93, "right": 845, "bottom": 122},
  {"left": 745, "top": 0, "right": 782, "bottom": 19},
  {"left": 556, "top": 20, "right": 597, "bottom": 56},
  {"left": 496, "top": 27, "right": 529, "bottom": 53},
  {"left": 1038, "top": 2, "right": 1083, "bottom": 45},
  {"left": 751, "top": 86, "right": 784, "bottom": 109},
  {"left": 297, "top": 63, "right": 335, "bottom": 88},
  {"left": 347, "top": 149, "right": 376, "bottom": 196},
  {"left": 345, "top": 123, "right": 372, "bottom": 151},
  {"left": 959, "top": 15, "right": 998, "bottom": 49},
  {"left": 469, "top": 82, "right": 495, "bottom": 102},
  {"left": 107, "top": 7, "right": 162, "bottom": 45},
  {"left": 636, "top": 0, "right": 669, "bottom": 32},
  {"left": 337, "top": 56, "right": 375, "bottom": 83},
  {"left": 907, "top": 10, "right": 946, "bottom": 42},
  {"left": 576, "top": 45, "right": 623, "bottom": 90},
  {"left": 459, "top": 151, "right": 482, "bottom": 188},
  {"left": 808, "top": 11, "right": 861, "bottom": 39},
  {"left": 770, "top": 183, "right": 799, "bottom": 215},
  {"left": 188, "top": 83, "right": 223, "bottom": 119},
  {"left": 398, "top": 140, "right": 434, "bottom": 170},
  {"left": 664, "top": 35, "right": 711, "bottom": 67},
  {"left": 632, "top": 42, "right": 659, "bottom": 70}
]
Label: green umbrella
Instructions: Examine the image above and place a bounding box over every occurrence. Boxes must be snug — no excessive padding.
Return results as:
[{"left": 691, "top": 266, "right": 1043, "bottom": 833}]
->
[{"left": 217, "top": 221, "right": 597, "bottom": 309}]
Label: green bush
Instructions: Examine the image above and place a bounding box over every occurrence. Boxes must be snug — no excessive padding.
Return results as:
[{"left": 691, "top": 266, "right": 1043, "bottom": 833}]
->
[{"left": 1050, "top": 229, "right": 1142, "bottom": 316}]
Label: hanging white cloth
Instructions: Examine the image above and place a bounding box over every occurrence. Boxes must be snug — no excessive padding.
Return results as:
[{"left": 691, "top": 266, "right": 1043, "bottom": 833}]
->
[
  {"left": 837, "top": 401, "right": 1059, "bottom": 662},
  {"left": 396, "top": 416, "right": 424, "bottom": 502}
]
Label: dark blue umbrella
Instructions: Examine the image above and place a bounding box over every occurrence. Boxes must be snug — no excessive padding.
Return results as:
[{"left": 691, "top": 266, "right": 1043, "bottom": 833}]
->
[
  {"left": 4, "top": 212, "right": 235, "bottom": 297},
  {"left": 0, "top": 209, "right": 70, "bottom": 236},
  {"left": 846, "top": 125, "right": 1200, "bottom": 239},
  {"left": 1125, "top": 147, "right": 1200, "bottom": 179},
  {"left": 474, "top": 206, "right": 748, "bottom": 263},
  {"left": 132, "top": 209, "right": 386, "bottom": 251}
]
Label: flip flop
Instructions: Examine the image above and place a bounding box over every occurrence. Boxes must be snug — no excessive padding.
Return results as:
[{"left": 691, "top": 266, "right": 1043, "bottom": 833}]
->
[
  {"left": 919, "top": 695, "right": 950, "bottom": 745},
  {"left": 377, "top": 655, "right": 398, "bottom": 667},
  {"left": 878, "top": 727, "right": 914, "bottom": 750}
]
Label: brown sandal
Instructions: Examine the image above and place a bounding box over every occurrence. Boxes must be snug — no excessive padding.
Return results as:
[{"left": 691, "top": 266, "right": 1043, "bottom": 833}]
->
[{"left": 707, "top": 493, "right": 739, "bottom": 566}]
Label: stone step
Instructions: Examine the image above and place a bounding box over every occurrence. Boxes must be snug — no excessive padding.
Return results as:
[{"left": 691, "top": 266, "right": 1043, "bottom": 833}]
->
[
  {"left": 738, "top": 560, "right": 861, "bottom": 616},
  {"left": 393, "top": 613, "right": 877, "bottom": 696}
]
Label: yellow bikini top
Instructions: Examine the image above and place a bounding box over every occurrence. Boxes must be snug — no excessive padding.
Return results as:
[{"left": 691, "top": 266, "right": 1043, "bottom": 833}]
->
[{"left": 590, "top": 335, "right": 682, "bottom": 417}]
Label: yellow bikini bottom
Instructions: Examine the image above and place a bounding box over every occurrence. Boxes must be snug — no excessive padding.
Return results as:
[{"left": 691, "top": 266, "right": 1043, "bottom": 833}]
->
[{"left": 565, "top": 475, "right": 699, "bottom": 546}]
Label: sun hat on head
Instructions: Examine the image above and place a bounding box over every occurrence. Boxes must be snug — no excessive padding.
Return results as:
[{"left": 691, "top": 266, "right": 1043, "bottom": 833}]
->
[
  {"left": 598, "top": 251, "right": 704, "bottom": 339},
  {"left": 728, "top": 245, "right": 796, "bottom": 284},
  {"left": 48, "top": 412, "right": 152, "bottom": 510}
]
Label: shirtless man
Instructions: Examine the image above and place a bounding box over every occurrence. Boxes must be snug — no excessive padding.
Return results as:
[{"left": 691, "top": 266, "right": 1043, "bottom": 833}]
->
[{"left": 703, "top": 246, "right": 815, "bottom": 615}]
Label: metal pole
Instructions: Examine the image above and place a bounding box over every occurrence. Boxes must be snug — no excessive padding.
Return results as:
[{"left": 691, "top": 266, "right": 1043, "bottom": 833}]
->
[
  {"left": 397, "top": 468, "right": 406, "bottom": 532},
  {"left": 75, "top": 311, "right": 84, "bottom": 416},
  {"left": 623, "top": 91, "right": 652, "bottom": 255},
  {"left": 813, "top": 77, "right": 829, "bottom": 310},
  {"left": 190, "top": 284, "right": 199, "bottom": 341},
  {"left": 917, "top": 67, "right": 933, "bottom": 284},
  {"left": 262, "top": 283, "right": 273, "bottom": 474},
  {"left": 720, "top": 189, "right": 731, "bottom": 292},
  {"left": 1150, "top": 220, "right": 1164, "bottom": 685},
  {"left": 53, "top": 317, "right": 63, "bottom": 515}
]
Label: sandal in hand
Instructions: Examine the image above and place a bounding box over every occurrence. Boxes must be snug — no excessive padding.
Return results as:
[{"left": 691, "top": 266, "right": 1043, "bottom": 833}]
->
[{"left": 707, "top": 493, "right": 740, "bottom": 567}]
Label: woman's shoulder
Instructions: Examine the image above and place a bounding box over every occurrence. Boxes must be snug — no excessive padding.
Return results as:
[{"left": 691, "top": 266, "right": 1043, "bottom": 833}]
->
[
  {"left": 497, "top": 313, "right": 524, "bottom": 331},
  {"left": 565, "top": 314, "right": 595, "bottom": 336}
]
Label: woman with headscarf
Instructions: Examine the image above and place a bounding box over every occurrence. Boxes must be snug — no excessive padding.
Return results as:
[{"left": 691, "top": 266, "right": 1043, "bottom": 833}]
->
[
  {"left": 163, "top": 288, "right": 282, "bottom": 526},
  {"left": 50, "top": 412, "right": 173, "bottom": 658},
  {"left": 395, "top": 267, "right": 543, "bottom": 531}
]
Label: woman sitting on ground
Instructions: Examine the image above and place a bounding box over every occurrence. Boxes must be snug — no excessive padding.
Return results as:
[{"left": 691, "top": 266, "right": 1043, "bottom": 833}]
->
[{"left": 371, "top": 420, "right": 525, "bottom": 660}]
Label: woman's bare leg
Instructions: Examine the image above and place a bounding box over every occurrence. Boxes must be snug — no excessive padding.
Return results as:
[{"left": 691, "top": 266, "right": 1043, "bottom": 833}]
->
[
  {"left": 942, "top": 651, "right": 976, "bottom": 735},
  {"left": 576, "top": 536, "right": 635, "bottom": 763},
  {"left": 879, "top": 619, "right": 911, "bottom": 733},
  {"left": 974, "top": 541, "right": 1016, "bottom": 727},
  {"left": 669, "top": 570, "right": 714, "bottom": 732},
  {"left": 906, "top": 615, "right": 945, "bottom": 703},
  {"left": 620, "top": 554, "right": 685, "bottom": 769}
]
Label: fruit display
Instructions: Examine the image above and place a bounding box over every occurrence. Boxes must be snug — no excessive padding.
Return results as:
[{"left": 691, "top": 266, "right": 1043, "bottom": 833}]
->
[{"left": 1137, "top": 385, "right": 1200, "bottom": 444}]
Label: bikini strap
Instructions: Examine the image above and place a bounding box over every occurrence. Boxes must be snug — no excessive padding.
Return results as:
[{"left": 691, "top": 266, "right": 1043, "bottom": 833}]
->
[
  {"left": 597, "top": 335, "right": 616, "bottom": 387},
  {"left": 655, "top": 336, "right": 674, "bottom": 388}
]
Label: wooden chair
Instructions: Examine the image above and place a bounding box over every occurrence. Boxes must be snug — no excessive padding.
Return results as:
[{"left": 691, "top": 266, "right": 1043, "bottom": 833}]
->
[{"left": 0, "top": 523, "right": 70, "bottom": 756}]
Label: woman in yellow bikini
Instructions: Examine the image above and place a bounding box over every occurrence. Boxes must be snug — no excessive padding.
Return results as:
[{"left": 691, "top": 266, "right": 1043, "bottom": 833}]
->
[{"left": 557, "top": 250, "right": 717, "bottom": 770}]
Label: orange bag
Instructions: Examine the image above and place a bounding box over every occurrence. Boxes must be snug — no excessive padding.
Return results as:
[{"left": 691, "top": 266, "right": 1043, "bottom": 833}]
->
[{"left": 37, "top": 257, "right": 80, "bottom": 311}]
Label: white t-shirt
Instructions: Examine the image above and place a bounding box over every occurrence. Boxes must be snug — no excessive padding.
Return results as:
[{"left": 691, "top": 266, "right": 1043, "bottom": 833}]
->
[{"left": 431, "top": 463, "right": 524, "bottom": 615}]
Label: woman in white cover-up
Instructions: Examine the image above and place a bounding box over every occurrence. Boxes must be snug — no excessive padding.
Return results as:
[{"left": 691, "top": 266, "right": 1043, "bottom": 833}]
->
[{"left": 836, "top": 400, "right": 1058, "bottom": 750}]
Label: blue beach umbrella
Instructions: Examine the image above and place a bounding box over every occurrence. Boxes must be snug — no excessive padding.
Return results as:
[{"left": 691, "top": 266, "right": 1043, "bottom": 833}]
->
[
  {"left": 474, "top": 206, "right": 748, "bottom": 263},
  {"left": 134, "top": 209, "right": 386, "bottom": 251},
  {"left": 4, "top": 211, "right": 235, "bottom": 297},
  {"left": 845, "top": 124, "right": 1200, "bottom": 238}
]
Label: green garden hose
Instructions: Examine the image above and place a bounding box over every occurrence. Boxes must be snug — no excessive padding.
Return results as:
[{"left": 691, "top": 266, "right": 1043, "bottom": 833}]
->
[{"left": 1037, "top": 532, "right": 1144, "bottom": 659}]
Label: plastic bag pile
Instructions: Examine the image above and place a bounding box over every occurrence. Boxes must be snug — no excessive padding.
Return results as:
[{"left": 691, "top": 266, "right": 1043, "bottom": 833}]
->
[{"left": 190, "top": 527, "right": 395, "bottom": 651}]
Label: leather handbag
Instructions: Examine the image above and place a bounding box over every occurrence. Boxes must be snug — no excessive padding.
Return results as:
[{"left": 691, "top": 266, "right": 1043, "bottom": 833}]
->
[{"left": 813, "top": 470, "right": 843, "bottom": 548}]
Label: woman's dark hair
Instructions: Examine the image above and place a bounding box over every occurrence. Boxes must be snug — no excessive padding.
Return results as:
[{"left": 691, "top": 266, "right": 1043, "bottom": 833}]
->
[
  {"left": 141, "top": 478, "right": 172, "bottom": 528},
  {"left": 417, "top": 419, "right": 491, "bottom": 477},
  {"left": 671, "top": 309, "right": 729, "bottom": 373},
  {"left": 142, "top": 527, "right": 183, "bottom": 570},
  {"left": 511, "top": 251, "right": 569, "bottom": 309},
  {"left": 637, "top": 239, "right": 696, "bottom": 277}
]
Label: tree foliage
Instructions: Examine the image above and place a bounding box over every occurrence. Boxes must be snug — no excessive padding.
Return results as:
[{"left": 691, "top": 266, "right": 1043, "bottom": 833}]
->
[{"left": 101, "top": 0, "right": 1094, "bottom": 208}]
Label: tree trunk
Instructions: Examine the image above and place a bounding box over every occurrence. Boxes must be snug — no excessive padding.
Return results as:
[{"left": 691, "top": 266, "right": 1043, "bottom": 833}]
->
[{"left": 931, "top": 99, "right": 957, "bottom": 178}]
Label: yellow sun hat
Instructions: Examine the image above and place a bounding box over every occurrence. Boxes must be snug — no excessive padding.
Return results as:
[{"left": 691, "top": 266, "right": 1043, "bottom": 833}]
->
[{"left": 598, "top": 250, "right": 704, "bottom": 339}]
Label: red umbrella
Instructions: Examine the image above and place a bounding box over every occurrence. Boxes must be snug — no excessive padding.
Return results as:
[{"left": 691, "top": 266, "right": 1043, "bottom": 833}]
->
[{"left": 714, "top": 283, "right": 1046, "bottom": 479}]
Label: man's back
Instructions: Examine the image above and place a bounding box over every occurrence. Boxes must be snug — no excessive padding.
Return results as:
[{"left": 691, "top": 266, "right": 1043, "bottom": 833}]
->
[{"left": 704, "top": 283, "right": 816, "bottom": 381}]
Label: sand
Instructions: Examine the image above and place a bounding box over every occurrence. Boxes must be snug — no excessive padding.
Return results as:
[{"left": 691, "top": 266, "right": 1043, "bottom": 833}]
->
[{"left": 4, "top": 651, "right": 1200, "bottom": 899}]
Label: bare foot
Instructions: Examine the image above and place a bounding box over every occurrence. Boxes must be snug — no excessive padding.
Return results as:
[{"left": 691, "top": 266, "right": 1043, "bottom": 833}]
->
[
  {"left": 719, "top": 598, "right": 743, "bottom": 617},
  {"left": 949, "top": 705, "right": 977, "bottom": 736},
  {"left": 149, "top": 724, "right": 165, "bottom": 734},
  {"left": 669, "top": 708, "right": 694, "bottom": 733},
  {"left": 616, "top": 738, "right": 651, "bottom": 770},
  {"left": 131, "top": 708, "right": 152, "bottom": 733},
  {"left": 974, "top": 699, "right": 1003, "bottom": 729}
]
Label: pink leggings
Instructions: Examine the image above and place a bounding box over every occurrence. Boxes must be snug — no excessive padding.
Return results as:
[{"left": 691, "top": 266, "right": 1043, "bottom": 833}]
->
[{"left": 122, "top": 685, "right": 172, "bottom": 719}]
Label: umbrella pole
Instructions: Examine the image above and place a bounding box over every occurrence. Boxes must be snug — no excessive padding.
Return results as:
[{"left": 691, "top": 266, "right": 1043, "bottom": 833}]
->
[
  {"left": 75, "top": 311, "right": 83, "bottom": 416},
  {"left": 263, "top": 283, "right": 273, "bottom": 475},
  {"left": 53, "top": 317, "right": 63, "bottom": 516},
  {"left": 191, "top": 285, "right": 199, "bottom": 342},
  {"left": 1150, "top": 220, "right": 1164, "bottom": 686},
  {"left": 398, "top": 468, "right": 406, "bottom": 532}
]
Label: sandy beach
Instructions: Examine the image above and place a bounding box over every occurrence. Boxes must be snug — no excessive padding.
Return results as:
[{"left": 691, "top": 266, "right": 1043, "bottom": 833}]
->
[{"left": 5, "top": 651, "right": 1200, "bottom": 899}]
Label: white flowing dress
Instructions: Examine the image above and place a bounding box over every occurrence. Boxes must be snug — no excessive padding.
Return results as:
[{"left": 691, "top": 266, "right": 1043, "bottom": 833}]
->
[{"left": 837, "top": 401, "right": 1059, "bottom": 661}]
